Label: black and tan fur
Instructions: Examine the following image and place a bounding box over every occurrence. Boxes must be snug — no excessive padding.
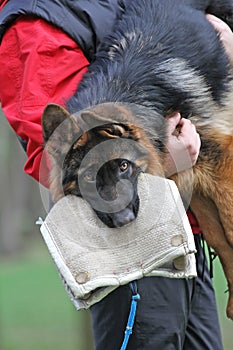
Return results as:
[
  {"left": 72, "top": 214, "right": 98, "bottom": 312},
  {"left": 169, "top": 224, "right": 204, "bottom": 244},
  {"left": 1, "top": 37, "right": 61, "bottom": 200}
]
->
[{"left": 42, "top": 0, "right": 233, "bottom": 319}]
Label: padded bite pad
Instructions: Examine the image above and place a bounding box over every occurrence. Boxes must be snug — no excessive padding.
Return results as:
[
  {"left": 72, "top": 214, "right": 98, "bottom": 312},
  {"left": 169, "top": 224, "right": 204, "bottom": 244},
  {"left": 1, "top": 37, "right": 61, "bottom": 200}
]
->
[{"left": 39, "top": 173, "right": 196, "bottom": 309}]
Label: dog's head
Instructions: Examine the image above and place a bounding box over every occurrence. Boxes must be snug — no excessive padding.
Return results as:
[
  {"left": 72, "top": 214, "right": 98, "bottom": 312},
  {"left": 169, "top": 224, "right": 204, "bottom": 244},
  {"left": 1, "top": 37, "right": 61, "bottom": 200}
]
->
[{"left": 42, "top": 102, "right": 164, "bottom": 227}]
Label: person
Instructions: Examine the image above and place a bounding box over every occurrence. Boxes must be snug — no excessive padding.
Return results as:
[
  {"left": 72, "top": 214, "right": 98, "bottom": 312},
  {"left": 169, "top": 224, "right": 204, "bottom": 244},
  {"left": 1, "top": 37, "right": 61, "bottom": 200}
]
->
[{"left": 0, "top": 1, "right": 230, "bottom": 349}]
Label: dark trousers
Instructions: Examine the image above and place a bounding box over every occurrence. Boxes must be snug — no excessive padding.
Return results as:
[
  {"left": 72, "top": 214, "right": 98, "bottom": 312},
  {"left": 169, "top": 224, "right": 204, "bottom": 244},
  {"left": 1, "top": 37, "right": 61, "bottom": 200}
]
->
[{"left": 90, "top": 235, "right": 223, "bottom": 350}]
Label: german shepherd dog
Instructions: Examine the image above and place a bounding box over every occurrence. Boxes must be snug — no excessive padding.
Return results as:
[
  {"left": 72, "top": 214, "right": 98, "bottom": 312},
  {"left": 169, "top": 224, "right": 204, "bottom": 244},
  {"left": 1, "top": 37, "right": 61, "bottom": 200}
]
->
[{"left": 42, "top": 0, "right": 233, "bottom": 319}]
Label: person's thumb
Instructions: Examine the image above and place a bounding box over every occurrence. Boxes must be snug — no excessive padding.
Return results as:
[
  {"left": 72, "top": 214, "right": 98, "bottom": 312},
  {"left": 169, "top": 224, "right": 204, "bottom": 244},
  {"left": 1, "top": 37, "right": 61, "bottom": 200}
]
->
[{"left": 166, "top": 112, "right": 181, "bottom": 135}]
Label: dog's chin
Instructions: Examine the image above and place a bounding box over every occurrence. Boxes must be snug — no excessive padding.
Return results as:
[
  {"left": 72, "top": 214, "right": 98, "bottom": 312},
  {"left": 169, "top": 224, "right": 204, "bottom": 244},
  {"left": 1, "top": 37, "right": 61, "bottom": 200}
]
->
[
  {"left": 95, "top": 196, "right": 140, "bottom": 228},
  {"left": 95, "top": 209, "right": 136, "bottom": 228}
]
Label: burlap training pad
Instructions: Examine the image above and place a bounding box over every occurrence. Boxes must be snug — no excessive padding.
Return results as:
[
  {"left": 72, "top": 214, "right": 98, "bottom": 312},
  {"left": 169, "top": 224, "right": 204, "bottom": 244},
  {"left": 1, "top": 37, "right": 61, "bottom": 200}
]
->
[{"left": 40, "top": 174, "right": 196, "bottom": 309}]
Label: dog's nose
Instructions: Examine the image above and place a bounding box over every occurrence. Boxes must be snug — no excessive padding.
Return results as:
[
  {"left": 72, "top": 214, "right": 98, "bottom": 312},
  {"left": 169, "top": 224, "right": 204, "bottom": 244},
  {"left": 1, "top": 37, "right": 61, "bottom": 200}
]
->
[{"left": 112, "top": 208, "right": 136, "bottom": 227}]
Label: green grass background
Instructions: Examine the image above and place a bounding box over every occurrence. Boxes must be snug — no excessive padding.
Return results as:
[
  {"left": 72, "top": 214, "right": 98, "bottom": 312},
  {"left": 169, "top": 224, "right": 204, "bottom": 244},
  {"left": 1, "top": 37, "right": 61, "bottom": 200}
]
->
[
  {"left": 0, "top": 238, "right": 232, "bottom": 350},
  {"left": 0, "top": 239, "right": 93, "bottom": 350}
]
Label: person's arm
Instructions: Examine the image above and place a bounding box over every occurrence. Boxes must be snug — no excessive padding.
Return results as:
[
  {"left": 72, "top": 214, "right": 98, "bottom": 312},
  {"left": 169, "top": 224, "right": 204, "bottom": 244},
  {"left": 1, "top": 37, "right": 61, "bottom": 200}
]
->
[
  {"left": 164, "top": 112, "right": 201, "bottom": 177},
  {"left": 0, "top": 17, "right": 89, "bottom": 186},
  {"left": 206, "top": 14, "right": 233, "bottom": 66}
]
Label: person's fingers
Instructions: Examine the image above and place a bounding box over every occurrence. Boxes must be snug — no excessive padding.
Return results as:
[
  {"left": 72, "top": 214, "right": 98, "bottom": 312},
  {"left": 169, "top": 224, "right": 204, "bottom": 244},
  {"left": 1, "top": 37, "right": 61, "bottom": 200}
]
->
[
  {"left": 178, "top": 118, "right": 201, "bottom": 156},
  {"left": 206, "top": 14, "right": 232, "bottom": 33},
  {"left": 206, "top": 14, "right": 223, "bottom": 25},
  {"left": 166, "top": 112, "right": 181, "bottom": 135},
  {"left": 207, "top": 14, "right": 233, "bottom": 66},
  {"left": 178, "top": 118, "right": 195, "bottom": 142},
  {"left": 178, "top": 118, "right": 192, "bottom": 134}
]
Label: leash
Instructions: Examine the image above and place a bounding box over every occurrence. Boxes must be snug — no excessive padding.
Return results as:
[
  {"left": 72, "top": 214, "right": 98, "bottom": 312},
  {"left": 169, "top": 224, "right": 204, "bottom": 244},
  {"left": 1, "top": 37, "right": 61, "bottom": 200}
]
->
[{"left": 120, "top": 281, "right": 140, "bottom": 350}]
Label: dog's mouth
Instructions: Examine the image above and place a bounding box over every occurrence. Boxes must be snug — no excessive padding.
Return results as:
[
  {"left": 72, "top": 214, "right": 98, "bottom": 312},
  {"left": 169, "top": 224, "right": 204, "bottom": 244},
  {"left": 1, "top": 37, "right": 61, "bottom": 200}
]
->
[{"left": 95, "top": 195, "right": 140, "bottom": 228}]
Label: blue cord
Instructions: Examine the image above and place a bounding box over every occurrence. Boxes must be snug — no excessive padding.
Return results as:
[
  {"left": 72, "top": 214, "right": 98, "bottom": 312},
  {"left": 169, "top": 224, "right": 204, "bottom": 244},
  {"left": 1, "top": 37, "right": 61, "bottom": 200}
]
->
[{"left": 120, "top": 281, "right": 140, "bottom": 350}]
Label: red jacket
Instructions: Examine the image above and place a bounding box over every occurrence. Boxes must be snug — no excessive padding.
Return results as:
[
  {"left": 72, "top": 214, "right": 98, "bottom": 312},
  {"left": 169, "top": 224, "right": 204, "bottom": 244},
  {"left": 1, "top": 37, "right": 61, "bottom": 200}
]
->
[{"left": 0, "top": 16, "right": 89, "bottom": 186}]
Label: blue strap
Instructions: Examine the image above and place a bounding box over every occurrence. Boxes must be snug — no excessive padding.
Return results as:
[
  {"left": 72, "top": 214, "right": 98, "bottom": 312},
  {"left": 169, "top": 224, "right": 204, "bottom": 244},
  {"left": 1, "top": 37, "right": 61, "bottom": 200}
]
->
[{"left": 120, "top": 281, "right": 140, "bottom": 350}]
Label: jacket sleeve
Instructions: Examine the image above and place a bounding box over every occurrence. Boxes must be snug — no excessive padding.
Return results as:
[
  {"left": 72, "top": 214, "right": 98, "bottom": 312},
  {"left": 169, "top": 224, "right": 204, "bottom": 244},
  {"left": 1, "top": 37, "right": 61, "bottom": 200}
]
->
[
  {"left": 0, "top": 1, "right": 8, "bottom": 11},
  {"left": 0, "top": 16, "right": 89, "bottom": 187}
]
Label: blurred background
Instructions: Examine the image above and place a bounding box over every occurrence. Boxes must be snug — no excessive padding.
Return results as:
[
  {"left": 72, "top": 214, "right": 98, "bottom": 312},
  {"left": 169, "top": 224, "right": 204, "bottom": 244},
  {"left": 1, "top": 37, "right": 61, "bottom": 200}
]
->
[{"left": 0, "top": 108, "right": 232, "bottom": 349}]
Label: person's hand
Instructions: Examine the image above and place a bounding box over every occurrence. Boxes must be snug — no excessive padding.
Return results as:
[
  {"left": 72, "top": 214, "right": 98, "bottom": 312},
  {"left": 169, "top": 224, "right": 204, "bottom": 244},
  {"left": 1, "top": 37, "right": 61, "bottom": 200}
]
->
[
  {"left": 206, "top": 14, "right": 233, "bottom": 66},
  {"left": 164, "top": 112, "right": 201, "bottom": 177}
]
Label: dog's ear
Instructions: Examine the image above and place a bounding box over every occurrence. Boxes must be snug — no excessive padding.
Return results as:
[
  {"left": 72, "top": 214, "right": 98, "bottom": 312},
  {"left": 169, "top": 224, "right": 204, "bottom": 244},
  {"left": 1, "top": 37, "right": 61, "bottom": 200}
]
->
[
  {"left": 80, "top": 107, "right": 118, "bottom": 129},
  {"left": 42, "top": 104, "right": 71, "bottom": 142},
  {"left": 42, "top": 103, "right": 81, "bottom": 159},
  {"left": 79, "top": 103, "right": 135, "bottom": 128},
  {"left": 80, "top": 104, "right": 139, "bottom": 141}
]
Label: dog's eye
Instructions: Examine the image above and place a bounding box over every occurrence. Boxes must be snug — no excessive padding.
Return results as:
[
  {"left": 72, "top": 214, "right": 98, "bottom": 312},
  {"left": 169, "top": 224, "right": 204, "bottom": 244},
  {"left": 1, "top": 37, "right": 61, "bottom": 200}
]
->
[
  {"left": 84, "top": 172, "right": 95, "bottom": 182},
  {"left": 119, "top": 161, "right": 128, "bottom": 172}
]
